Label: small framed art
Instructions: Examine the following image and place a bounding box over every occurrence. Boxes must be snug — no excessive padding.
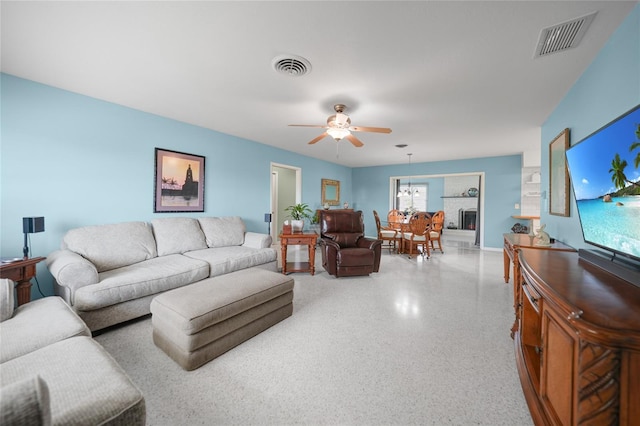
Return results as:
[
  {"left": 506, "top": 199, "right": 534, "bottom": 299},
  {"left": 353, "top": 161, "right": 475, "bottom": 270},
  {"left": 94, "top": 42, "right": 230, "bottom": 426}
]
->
[{"left": 154, "top": 148, "right": 205, "bottom": 212}]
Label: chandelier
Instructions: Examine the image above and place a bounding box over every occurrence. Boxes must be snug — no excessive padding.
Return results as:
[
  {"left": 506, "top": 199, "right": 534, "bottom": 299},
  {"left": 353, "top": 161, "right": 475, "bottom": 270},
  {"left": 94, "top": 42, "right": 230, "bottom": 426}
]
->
[{"left": 397, "top": 153, "right": 419, "bottom": 197}]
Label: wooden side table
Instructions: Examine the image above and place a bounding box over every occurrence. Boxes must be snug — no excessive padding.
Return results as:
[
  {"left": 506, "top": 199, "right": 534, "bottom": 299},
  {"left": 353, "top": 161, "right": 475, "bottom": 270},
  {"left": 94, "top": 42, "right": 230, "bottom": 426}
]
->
[
  {"left": 279, "top": 232, "right": 318, "bottom": 275},
  {"left": 0, "top": 256, "right": 46, "bottom": 305}
]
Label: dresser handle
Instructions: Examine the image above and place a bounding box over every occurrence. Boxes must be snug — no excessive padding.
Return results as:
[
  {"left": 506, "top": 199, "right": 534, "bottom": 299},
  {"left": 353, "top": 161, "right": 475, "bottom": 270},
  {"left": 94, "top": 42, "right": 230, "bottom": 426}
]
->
[{"left": 567, "top": 311, "right": 583, "bottom": 320}]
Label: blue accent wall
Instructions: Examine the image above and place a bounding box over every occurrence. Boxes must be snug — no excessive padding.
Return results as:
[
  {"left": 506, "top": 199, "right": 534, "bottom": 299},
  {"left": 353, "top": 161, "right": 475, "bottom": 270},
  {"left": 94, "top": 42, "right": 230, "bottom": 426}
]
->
[
  {"left": 0, "top": 74, "right": 351, "bottom": 296},
  {"left": 353, "top": 156, "right": 523, "bottom": 248},
  {"left": 541, "top": 4, "right": 640, "bottom": 250}
]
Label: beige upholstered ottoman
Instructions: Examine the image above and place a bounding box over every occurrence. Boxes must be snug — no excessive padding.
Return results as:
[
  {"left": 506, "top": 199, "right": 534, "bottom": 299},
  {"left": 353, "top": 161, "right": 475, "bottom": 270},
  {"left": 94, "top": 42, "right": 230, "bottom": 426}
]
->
[{"left": 150, "top": 268, "right": 294, "bottom": 370}]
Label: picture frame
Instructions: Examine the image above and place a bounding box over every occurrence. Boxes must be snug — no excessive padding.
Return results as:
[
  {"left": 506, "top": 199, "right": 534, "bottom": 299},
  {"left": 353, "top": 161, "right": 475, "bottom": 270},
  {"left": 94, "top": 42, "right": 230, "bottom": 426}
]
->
[
  {"left": 549, "top": 128, "right": 570, "bottom": 217},
  {"left": 154, "top": 148, "right": 205, "bottom": 212},
  {"left": 321, "top": 179, "right": 340, "bottom": 206}
]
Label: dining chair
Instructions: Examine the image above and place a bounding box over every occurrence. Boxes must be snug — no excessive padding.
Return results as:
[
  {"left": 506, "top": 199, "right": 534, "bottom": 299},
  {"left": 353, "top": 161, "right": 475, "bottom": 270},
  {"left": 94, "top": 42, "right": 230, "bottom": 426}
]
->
[
  {"left": 387, "top": 209, "right": 406, "bottom": 253},
  {"left": 373, "top": 210, "right": 399, "bottom": 253},
  {"left": 429, "top": 210, "right": 444, "bottom": 253},
  {"left": 401, "top": 212, "right": 432, "bottom": 259},
  {"left": 387, "top": 209, "right": 405, "bottom": 229}
]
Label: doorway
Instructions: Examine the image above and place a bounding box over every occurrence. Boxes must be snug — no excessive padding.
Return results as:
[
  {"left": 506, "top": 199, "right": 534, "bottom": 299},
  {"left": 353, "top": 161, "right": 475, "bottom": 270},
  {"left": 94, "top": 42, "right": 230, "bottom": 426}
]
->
[
  {"left": 390, "top": 172, "right": 485, "bottom": 248},
  {"left": 270, "top": 163, "right": 301, "bottom": 242}
]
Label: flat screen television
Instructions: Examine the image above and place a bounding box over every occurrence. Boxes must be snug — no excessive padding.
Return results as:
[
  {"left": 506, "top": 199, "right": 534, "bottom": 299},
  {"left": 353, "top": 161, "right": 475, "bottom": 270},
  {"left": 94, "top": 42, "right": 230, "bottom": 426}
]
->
[{"left": 565, "top": 104, "right": 640, "bottom": 268}]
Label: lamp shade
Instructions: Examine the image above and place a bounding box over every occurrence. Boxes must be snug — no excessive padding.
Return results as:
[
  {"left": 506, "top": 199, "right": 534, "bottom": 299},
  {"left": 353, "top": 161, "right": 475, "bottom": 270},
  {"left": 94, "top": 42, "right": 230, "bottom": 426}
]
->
[{"left": 23, "top": 217, "right": 45, "bottom": 234}]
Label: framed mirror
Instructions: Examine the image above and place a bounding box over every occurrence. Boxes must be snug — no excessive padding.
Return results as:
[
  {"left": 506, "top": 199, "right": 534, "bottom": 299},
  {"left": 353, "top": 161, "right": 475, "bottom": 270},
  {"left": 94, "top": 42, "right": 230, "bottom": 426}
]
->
[
  {"left": 321, "top": 179, "right": 340, "bottom": 206},
  {"left": 549, "top": 128, "right": 570, "bottom": 217}
]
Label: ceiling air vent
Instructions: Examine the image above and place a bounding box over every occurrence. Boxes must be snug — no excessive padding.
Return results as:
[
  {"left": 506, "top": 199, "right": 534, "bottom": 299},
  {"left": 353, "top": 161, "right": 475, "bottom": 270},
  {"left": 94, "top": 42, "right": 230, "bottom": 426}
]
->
[
  {"left": 534, "top": 11, "right": 597, "bottom": 58},
  {"left": 272, "top": 54, "right": 312, "bottom": 77}
]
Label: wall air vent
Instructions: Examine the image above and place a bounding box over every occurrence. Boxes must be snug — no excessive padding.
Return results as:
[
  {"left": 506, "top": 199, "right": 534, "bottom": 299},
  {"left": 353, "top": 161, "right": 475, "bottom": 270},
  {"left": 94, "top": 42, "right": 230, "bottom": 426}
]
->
[
  {"left": 534, "top": 11, "right": 597, "bottom": 58},
  {"left": 271, "top": 54, "right": 312, "bottom": 77}
]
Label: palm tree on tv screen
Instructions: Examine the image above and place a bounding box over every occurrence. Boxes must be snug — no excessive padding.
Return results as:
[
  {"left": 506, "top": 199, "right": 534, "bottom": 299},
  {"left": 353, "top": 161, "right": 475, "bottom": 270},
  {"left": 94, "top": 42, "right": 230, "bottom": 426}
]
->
[{"left": 609, "top": 124, "right": 640, "bottom": 192}]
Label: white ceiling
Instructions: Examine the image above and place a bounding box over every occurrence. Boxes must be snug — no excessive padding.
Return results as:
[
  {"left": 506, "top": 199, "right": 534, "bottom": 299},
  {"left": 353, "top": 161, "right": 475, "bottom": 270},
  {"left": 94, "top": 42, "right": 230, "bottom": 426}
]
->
[{"left": 1, "top": 1, "right": 636, "bottom": 167}]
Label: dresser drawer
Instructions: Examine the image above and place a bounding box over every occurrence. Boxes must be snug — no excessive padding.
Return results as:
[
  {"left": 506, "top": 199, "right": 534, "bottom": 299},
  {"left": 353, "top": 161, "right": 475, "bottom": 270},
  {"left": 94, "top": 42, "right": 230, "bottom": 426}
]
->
[{"left": 285, "top": 237, "right": 309, "bottom": 245}]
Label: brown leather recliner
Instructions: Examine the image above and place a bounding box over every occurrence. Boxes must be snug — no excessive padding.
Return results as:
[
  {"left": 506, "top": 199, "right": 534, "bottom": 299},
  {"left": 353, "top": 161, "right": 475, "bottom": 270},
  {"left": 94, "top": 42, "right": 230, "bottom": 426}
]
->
[{"left": 318, "top": 210, "right": 382, "bottom": 277}]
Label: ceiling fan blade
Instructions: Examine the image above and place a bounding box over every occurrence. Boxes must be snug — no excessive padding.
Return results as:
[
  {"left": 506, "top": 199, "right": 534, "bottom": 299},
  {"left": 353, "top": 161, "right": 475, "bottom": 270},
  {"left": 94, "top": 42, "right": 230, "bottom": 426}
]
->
[
  {"left": 289, "top": 124, "right": 328, "bottom": 129},
  {"left": 349, "top": 126, "right": 392, "bottom": 134},
  {"left": 308, "top": 133, "right": 329, "bottom": 145},
  {"left": 345, "top": 134, "right": 364, "bottom": 147}
]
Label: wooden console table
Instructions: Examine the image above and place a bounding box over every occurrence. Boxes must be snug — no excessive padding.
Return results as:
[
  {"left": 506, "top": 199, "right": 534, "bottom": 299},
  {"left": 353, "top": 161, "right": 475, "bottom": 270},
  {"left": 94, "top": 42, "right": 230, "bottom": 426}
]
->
[
  {"left": 504, "top": 233, "right": 575, "bottom": 338},
  {"left": 503, "top": 233, "right": 575, "bottom": 283},
  {"left": 515, "top": 249, "right": 640, "bottom": 425},
  {"left": 0, "top": 257, "right": 46, "bottom": 305},
  {"left": 279, "top": 232, "right": 317, "bottom": 275}
]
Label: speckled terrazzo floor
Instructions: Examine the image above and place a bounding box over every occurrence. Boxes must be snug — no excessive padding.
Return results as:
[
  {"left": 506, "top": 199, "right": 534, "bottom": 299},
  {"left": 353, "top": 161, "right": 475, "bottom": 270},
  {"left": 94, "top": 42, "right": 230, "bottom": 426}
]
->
[{"left": 95, "top": 236, "right": 533, "bottom": 425}]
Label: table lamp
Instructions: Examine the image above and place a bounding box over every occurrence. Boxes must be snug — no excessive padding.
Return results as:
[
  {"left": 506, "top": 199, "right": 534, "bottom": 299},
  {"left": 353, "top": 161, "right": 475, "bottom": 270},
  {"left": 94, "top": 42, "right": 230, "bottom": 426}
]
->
[{"left": 23, "top": 217, "right": 45, "bottom": 259}]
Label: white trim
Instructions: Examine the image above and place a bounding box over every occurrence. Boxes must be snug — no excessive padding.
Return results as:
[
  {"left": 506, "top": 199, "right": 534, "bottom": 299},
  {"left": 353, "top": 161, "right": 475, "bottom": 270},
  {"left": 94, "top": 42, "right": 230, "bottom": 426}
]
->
[
  {"left": 270, "top": 162, "right": 302, "bottom": 242},
  {"left": 389, "top": 172, "right": 486, "bottom": 249}
]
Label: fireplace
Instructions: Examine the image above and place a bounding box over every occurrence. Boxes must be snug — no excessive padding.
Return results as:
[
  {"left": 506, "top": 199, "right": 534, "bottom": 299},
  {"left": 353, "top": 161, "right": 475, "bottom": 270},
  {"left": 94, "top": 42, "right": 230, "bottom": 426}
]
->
[{"left": 458, "top": 208, "right": 477, "bottom": 230}]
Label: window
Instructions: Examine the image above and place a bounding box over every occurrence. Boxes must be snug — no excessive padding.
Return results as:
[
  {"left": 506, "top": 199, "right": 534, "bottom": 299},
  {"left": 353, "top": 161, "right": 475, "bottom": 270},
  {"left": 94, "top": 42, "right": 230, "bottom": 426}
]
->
[{"left": 396, "top": 183, "right": 427, "bottom": 213}]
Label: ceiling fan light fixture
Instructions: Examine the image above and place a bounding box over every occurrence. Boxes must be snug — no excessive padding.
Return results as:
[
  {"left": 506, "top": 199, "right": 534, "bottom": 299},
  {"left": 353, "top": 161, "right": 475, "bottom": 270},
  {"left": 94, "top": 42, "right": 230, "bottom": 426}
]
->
[
  {"left": 327, "top": 113, "right": 351, "bottom": 128},
  {"left": 327, "top": 127, "right": 350, "bottom": 140}
]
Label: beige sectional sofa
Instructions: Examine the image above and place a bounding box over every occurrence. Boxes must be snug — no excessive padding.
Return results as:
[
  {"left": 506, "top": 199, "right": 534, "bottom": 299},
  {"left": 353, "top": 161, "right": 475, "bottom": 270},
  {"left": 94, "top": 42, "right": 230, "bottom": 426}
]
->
[
  {"left": 0, "top": 279, "right": 145, "bottom": 425},
  {"left": 46, "top": 216, "right": 277, "bottom": 332}
]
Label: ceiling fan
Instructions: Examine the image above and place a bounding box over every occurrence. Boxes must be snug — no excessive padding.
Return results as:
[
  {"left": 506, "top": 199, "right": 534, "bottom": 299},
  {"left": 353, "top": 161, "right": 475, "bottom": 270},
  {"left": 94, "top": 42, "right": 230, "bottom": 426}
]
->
[{"left": 289, "top": 104, "right": 392, "bottom": 147}]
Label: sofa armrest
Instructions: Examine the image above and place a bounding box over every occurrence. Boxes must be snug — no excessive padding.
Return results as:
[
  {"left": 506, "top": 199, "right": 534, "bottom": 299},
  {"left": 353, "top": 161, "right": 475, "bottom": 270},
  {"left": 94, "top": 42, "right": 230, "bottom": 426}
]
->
[
  {"left": 46, "top": 250, "right": 99, "bottom": 294},
  {"left": 1, "top": 278, "right": 15, "bottom": 322},
  {"left": 242, "top": 232, "right": 272, "bottom": 249},
  {"left": 0, "top": 375, "right": 51, "bottom": 426}
]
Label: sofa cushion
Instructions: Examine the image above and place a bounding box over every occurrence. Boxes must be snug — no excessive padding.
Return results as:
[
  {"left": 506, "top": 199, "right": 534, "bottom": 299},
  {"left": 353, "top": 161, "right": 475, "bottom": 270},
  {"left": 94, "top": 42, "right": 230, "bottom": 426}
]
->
[
  {"left": 62, "top": 222, "right": 157, "bottom": 273},
  {"left": 184, "top": 246, "right": 277, "bottom": 277},
  {"left": 0, "top": 297, "right": 91, "bottom": 363},
  {"left": 152, "top": 218, "right": 207, "bottom": 256},
  {"left": 0, "top": 336, "right": 145, "bottom": 426},
  {"left": 0, "top": 278, "right": 15, "bottom": 322},
  {"left": 198, "top": 217, "right": 245, "bottom": 248},
  {"left": 0, "top": 375, "right": 51, "bottom": 426},
  {"left": 73, "top": 254, "right": 210, "bottom": 311}
]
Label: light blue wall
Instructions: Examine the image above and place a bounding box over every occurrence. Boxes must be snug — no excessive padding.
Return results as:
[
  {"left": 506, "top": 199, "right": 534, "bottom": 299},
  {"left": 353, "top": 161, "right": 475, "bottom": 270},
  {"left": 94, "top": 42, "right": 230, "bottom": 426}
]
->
[
  {"left": 424, "top": 178, "right": 445, "bottom": 211},
  {"left": 353, "top": 155, "right": 523, "bottom": 248},
  {"left": 541, "top": 4, "right": 640, "bottom": 249},
  {"left": 0, "top": 74, "right": 351, "bottom": 297}
]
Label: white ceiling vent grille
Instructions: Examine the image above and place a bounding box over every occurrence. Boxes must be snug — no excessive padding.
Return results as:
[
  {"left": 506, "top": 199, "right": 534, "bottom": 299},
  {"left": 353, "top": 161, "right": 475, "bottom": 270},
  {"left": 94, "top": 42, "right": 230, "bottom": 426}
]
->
[
  {"left": 272, "top": 54, "right": 312, "bottom": 77},
  {"left": 534, "top": 11, "right": 597, "bottom": 58}
]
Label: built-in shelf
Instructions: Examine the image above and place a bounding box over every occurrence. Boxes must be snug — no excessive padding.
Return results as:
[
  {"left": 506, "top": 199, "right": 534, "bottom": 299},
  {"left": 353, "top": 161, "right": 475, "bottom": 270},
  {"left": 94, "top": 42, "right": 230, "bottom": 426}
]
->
[{"left": 520, "top": 167, "right": 541, "bottom": 219}]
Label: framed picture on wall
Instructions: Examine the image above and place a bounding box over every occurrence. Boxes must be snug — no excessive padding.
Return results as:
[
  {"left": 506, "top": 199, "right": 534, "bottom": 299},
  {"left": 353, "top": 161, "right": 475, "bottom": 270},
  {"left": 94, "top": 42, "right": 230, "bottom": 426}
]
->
[
  {"left": 154, "top": 148, "right": 205, "bottom": 212},
  {"left": 549, "top": 128, "right": 570, "bottom": 217}
]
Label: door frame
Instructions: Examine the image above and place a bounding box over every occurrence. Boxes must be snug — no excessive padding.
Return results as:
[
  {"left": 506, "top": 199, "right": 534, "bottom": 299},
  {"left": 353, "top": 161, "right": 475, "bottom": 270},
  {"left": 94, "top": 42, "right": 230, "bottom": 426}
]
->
[
  {"left": 389, "top": 171, "right": 485, "bottom": 248},
  {"left": 270, "top": 162, "right": 302, "bottom": 242}
]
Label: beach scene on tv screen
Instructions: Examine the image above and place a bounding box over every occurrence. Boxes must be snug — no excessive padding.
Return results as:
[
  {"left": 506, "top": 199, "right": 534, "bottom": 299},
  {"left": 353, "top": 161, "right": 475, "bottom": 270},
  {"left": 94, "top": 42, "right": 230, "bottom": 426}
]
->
[{"left": 566, "top": 107, "right": 640, "bottom": 258}]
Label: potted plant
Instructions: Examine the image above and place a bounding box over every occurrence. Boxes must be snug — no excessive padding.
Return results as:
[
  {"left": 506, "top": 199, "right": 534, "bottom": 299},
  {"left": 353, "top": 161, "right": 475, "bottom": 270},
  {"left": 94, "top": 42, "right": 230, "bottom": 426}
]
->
[{"left": 284, "top": 203, "right": 313, "bottom": 232}]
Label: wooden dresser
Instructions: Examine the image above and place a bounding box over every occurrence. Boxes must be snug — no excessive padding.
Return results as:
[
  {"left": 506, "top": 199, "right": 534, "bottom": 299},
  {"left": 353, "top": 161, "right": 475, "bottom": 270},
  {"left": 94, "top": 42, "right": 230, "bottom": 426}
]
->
[
  {"left": 514, "top": 248, "right": 640, "bottom": 425},
  {"left": 503, "top": 233, "right": 575, "bottom": 337}
]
